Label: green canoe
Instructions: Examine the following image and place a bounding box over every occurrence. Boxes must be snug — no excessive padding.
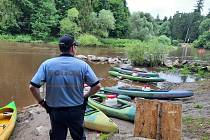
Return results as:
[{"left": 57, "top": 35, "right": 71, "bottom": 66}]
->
[
  {"left": 88, "top": 93, "right": 136, "bottom": 122},
  {"left": 109, "top": 70, "right": 164, "bottom": 82},
  {"left": 111, "top": 66, "right": 159, "bottom": 77},
  {"left": 0, "top": 101, "right": 17, "bottom": 140},
  {"left": 84, "top": 103, "right": 119, "bottom": 133}
]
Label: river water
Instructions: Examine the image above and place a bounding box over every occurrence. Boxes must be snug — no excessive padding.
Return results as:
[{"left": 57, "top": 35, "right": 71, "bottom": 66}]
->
[
  {"left": 0, "top": 41, "right": 209, "bottom": 108},
  {"left": 0, "top": 41, "right": 124, "bottom": 108}
]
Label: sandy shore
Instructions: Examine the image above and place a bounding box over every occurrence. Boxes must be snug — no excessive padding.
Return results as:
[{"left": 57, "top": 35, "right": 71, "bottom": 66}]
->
[{"left": 10, "top": 80, "right": 210, "bottom": 140}]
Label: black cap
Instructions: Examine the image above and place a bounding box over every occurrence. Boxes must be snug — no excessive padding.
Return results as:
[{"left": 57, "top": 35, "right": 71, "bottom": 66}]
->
[{"left": 59, "top": 35, "right": 79, "bottom": 48}]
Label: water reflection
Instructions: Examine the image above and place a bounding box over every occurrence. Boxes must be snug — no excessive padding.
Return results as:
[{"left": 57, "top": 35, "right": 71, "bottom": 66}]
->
[
  {"left": 169, "top": 47, "right": 210, "bottom": 61},
  {"left": 158, "top": 72, "right": 196, "bottom": 83}
]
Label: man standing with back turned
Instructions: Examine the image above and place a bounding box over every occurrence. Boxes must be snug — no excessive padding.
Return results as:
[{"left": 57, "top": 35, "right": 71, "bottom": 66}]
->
[{"left": 29, "top": 34, "right": 101, "bottom": 140}]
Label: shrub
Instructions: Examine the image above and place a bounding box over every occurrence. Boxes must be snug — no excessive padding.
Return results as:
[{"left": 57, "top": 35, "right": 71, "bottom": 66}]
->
[
  {"left": 78, "top": 34, "right": 102, "bottom": 46},
  {"left": 158, "top": 35, "right": 171, "bottom": 45},
  {"left": 193, "top": 31, "right": 210, "bottom": 49},
  {"left": 172, "top": 40, "right": 179, "bottom": 46},
  {"left": 125, "top": 37, "right": 174, "bottom": 66}
]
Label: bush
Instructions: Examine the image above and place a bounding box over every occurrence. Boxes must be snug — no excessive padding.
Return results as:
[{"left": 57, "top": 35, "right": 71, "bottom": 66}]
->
[
  {"left": 193, "top": 31, "right": 210, "bottom": 49},
  {"left": 78, "top": 34, "right": 102, "bottom": 46},
  {"left": 125, "top": 37, "right": 174, "bottom": 66},
  {"left": 172, "top": 40, "right": 179, "bottom": 46},
  {"left": 158, "top": 35, "right": 171, "bottom": 45}
]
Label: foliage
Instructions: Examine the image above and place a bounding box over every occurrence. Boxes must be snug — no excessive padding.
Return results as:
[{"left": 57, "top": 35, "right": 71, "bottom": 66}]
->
[
  {"left": 54, "top": 0, "right": 75, "bottom": 19},
  {"left": 30, "top": 0, "right": 59, "bottom": 39},
  {"left": 100, "top": 38, "right": 144, "bottom": 47},
  {"left": 158, "top": 35, "right": 171, "bottom": 45},
  {"left": 60, "top": 8, "right": 81, "bottom": 36},
  {"left": 77, "top": 0, "right": 94, "bottom": 33},
  {"left": 108, "top": 0, "right": 130, "bottom": 38},
  {"left": 128, "top": 12, "right": 157, "bottom": 40},
  {"left": 89, "top": 9, "right": 115, "bottom": 37},
  {"left": 170, "top": 12, "right": 192, "bottom": 42},
  {"left": 99, "top": 133, "right": 114, "bottom": 140},
  {"left": 0, "top": 34, "right": 33, "bottom": 42},
  {"left": 193, "top": 103, "right": 203, "bottom": 109},
  {"left": 172, "top": 40, "right": 180, "bottom": 46},
  {"left": 180, "top": 66, "right": 191, "bottom": 75},
  {"left": 125, "top": 37, "right": 174, "bottom": 66},
  {"left": 187, "top": 11, "right": 203, "bottom": 42},
  {"left": 159, "top": 21, "right": 171, "bottom": 37},
  {"left": 193, "top": 31, "right": 210, "bottom": 48},
  {"left": 199, "top": 18, "right": 210, "bottom": 34},
  {"left": 1, "top": 0, "right": 210, "bottom": 44},
  {"left": 78, "top": 34, "right": 102, "bottom": 46},
  {"left": 0, "top": 0, "right": 21, "bottom": 33}
]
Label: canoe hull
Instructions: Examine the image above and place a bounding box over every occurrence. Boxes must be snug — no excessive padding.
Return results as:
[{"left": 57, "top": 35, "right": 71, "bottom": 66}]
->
[
  {"left": 108, "top": 71, "right": 164, "bottom": 82},
  {"left": 84, "top": 103, "right": 119, "bottom": 133},
  {"left": 0, "top": 101, "right": 17, "bottom": 140},
  {"left": 103, "top": 86, "right": 194, "bottom": 99},
  {"left": 111, "top": 66, "right": 159, "bottom": 77},
  {"left": 88, "top": 94, "right": 136, "bottom": 122}
]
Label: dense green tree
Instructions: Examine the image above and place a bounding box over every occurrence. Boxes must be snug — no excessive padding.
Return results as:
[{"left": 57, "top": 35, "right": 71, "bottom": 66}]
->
[
  {"left": 0, "top": 0, "right": 21, "bottom": 33},
  {"left": 54, "top": 0, "right": 76, "bottom": 19},
  {"left": 97, "top": 9, "right": 115, "bottom": 37},
  {"left": 128, "top": 12, "right": 156, "bottom": 40},
  {"left": 194, "top": 0, "right": 204, "bottom": 13},
  {"left": 193, "top": 31, "right": 210, "bottom": 48},
  {"left": 94, "top": 0, "right": 109, "bottom": 12},
  {"left": 159, "top": 21, "right": 171, "bottom": 37},
  {"left": 170, "top": 12, "right": 193, "bottom": 42},
  {"left": 186, "top": 0, "right": 204, "bottom": 42},
  {"left": 60, "top": 8, "right": 81, "bottom": 36},
  {"left": 199, "top": 18, "right": 210, "bottom": 34},
  {"left": 88, "top": 9, "right": 115, "bottom": 37},
  {"left": 108, "top": 0, "right": 130, "bottom": 38},
  {"left": 30, "top": 0, "right": 58, "bottom": 39},
  {"left": 11, "top": 0, "right": 35, "bottom": 34}
]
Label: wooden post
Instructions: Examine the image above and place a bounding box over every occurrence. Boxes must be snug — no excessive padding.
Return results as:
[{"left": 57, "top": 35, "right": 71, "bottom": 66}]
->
[
  {"left": 134, "top": 98, "right": 159, "bottom": 139},
  {"left": 134, "top": 98, "right": 182, "bottom": 140},
  {"left": 159, "top": 102, "right": 182, "bottom": 140}
]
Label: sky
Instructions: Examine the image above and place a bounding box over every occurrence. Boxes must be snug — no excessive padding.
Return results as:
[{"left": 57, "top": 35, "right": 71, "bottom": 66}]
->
[{"left": 126, "top": 0, "right": 210, "bottom": 19}]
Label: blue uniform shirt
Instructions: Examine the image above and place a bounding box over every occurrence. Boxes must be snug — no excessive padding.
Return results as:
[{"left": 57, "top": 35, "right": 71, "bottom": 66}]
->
[{"left": 30, "top": 54, "right": 99, "bottom": 107}]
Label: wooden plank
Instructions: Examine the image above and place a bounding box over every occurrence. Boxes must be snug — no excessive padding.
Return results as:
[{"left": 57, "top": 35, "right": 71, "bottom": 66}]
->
[
  {"left": 134, "top": 98, "right": 159, "bottom": 139},
  {"left": 159, "top": 102, "right": 182, "bottom": 140}
]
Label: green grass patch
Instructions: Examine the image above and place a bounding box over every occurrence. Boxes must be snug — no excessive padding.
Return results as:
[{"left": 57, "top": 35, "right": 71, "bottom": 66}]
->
[
  {"left": 193, "top": 103, "right": 204, "bottom": 109},
  {"left": 0, "top": 34, "right": 40, "bottom": 43},
  {"left": 99, "top": 133, "right": 114, "bottom": 140},
  {"left": 180, "top": 66, "right": 191, "bottom": 76}
]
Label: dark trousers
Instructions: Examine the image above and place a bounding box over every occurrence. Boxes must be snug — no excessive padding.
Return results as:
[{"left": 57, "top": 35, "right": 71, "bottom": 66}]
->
[{"left": 49, "top": 105, "right": 86, "bottom": 140}]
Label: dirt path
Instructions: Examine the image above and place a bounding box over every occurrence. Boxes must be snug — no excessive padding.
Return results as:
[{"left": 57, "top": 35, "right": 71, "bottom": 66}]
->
[{"left": 10, "top": 80, "right": 210, "bottom": 140}]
